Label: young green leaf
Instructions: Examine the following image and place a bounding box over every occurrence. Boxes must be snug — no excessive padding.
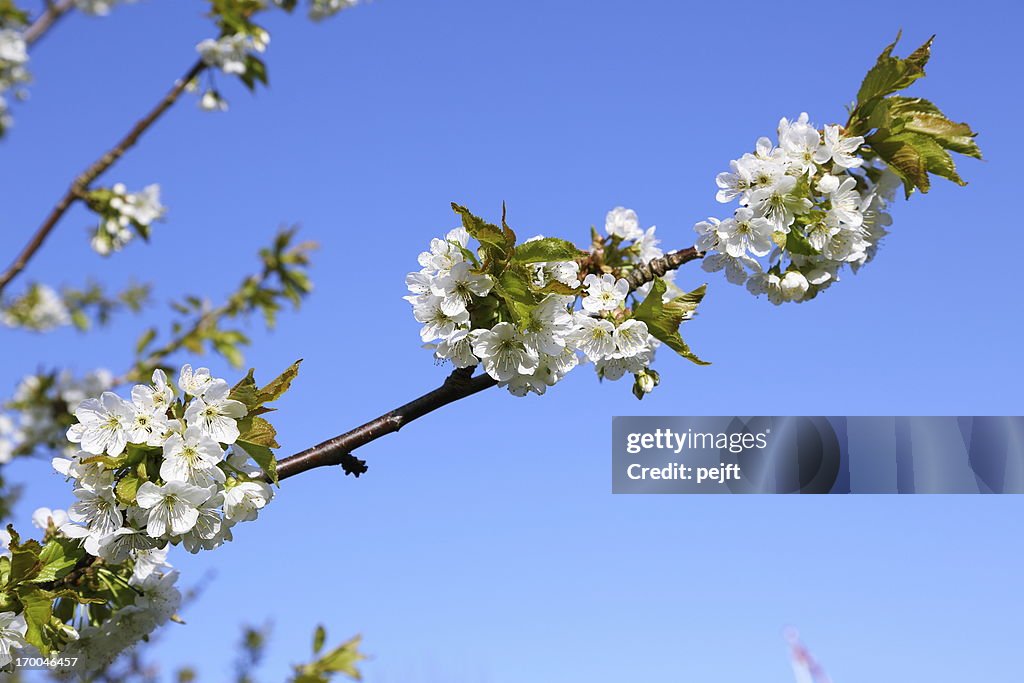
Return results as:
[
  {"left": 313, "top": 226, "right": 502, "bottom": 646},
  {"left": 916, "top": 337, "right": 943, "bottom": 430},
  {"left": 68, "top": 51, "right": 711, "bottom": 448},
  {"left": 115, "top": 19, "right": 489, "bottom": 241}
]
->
[
  {"left": 17, "top": 586, "right": 54, "bottom": 653},
  {"left": 451, "top": 203, "right": 516, "bottom": 268},
  {"left": 32, "top": 538, "right": 85, "bottom": 584},
  {"left": 631, "top": 280, "right": 709, "bottom": 366},
  {"left": 512, "top": 237, "right": 582, "bottom": 264}
]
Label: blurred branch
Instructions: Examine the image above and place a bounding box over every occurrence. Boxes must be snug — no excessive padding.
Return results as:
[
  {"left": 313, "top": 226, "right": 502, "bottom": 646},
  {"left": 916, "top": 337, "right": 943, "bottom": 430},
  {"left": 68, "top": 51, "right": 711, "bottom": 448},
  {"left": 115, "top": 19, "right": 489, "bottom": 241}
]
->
[
  {"left": 0, "top": 58, "right": 206, "bottom": 296},
  {"left": 125, "top": 228, "right": 316, "bottom": 383},
  {"left": 276, "top": 247, "right": 704, "bottom": 481},
  {"left": 23, "top": 0, "right": 76, "bottom": 47}
]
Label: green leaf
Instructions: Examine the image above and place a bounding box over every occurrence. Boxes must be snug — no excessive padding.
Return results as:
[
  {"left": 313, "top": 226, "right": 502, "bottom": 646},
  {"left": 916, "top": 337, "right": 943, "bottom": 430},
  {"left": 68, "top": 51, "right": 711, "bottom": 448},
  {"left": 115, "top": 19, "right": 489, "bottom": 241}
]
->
[
  {"left": 538, "top": 280, "right": 582, "bottom": 296},
  {"left": 237, "top": 416, "right": 280, "bottom": 449},
  {"left": 899, "top": 132, "right": 965, "bottom": 186},
  {"left": 229, "top": 369, "right": 260, "bottom": 409},
  {"left": 785, "top": 228, "right": 818, "bottom": 256},
  {"left": 494, "top": 267, "right": 539, "bottom": 307},
  {"left": 115, "top": 473, "right": 144, "bottom": 507},
  {"left": 888, "top": 97, "right": 982, "bottom": 159},
  {"left": 17, "top": 586, "right": 54, "bottom": 653},
  {"left": 8, "top": 535, "right": 43, "bottom": 585},
  {"left": 631, "top": 280, "right": 709, "bottom": 366},
  {"left": 856, "top": 33, "right": 933, "bottom": 105},
  {"left": 256, "top": 359, "right": 303, "bottom": 405},
  {"left": 32, "top": 538, "right": 85, "bottom": 584},
  {"left": 512, "top": 238, "right": 581, "bottom": 264},
  {"left": 231, "top": 361, "right": 302, "bottom": 412},
  {"left": 869, "top": 134, "right": 929, "bottom": 197},
  {"left": 135, "top": 327, "right": 158, "bottom": 355},
  {"left": 451, "top": 203, "right": 516, "bottom": 267},
  {"left": 296, "top": 634, "right": 365, "bottom": 681},
  {"left": 313, "top": 625, "right": 327, "bottom": 655},
  {"left": 237, "top": 440, "right": 278, "bottom": 485}
]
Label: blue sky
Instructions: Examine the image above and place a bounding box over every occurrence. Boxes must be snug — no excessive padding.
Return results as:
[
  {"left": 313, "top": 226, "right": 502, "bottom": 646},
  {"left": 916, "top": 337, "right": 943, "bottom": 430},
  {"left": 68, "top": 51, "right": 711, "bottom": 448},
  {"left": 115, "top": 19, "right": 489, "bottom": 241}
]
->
[{"left": 2, "top": 0, "right": 1023, "bottom": 680}]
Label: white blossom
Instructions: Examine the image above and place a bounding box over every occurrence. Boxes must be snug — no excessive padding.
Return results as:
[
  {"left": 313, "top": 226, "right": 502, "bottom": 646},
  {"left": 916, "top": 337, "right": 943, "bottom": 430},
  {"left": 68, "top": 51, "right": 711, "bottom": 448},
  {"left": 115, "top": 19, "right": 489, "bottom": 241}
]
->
[
  {"left": 430, "top": 261, "right": 493, "bottom": 315},
  {"left": 581, "top": 273, "right": 628, "bottom": 313},
  {"left": 780, "top": 271, "right": 810, "bottom": 301},
  {"left": 68, "top": 487, "right": 123, "bottom": 539},
  {"left": 67, "top": 392, "right": 134, "bottom": 456},
  {"left": 74, "top": 0, "right": 136, "bottom": 15},
  {"left": 612, "top": 319, "right": 651, "bottom": 358},
  {"left": 472, "top": 322, "right": 539, "bottom": 382},
  {"left": 135, "top": 481, "right": 213, "bottom": 538},
  {"left": 199, "top": 89, "right": 229, "bottom": 112},
  {"left": 223, "top": 481, "right": 273, "bottom": 523},
  {"left": 828, "top": 176, "right": 864, "bottom": 227},
  {"left": 605, "top": 206, "right": 643, "bottom": 240},
  {"left": 717, "top": 208, "right": 774, "bottom": 258},
  {"left": 814, "top": 125, "right": 865, "bottom": 169},
  {"left": 750, "top": 176, "right": 812, "bottom": 230},
  {"left": 178, "top": 364, "right": 213, "bottom": 397},
  {"left": 0, "top": 611, "right": 28, "bottom": 669},
  {"left": 0, "top": 283, "right": 71, "bottom": 331},
  {"left": 31, "top": 507, "right": 70, "bottom": 531},
  {"left": 412, "top": 295, "right": 470, "bottom": 342},
  {"left": 520, "top": 295, "right": 574, "bottom": 356},
  {"left": 197, "top": 33, "right": 266, "bottom": 75},
  {"left": 184, "top": 379, "right": 247, "bottom": 444},
  {"left": 434, "top": 328, "right": 480, "bottom": 368},
  {"left": 567, "top": 315, "right": 616, "bottom": 362},
  {"left": 160, "top": 427, "right": 227, "bottom": 488},
  {"left": 309, "top": 0, "right": 359, "bottom": 21}
]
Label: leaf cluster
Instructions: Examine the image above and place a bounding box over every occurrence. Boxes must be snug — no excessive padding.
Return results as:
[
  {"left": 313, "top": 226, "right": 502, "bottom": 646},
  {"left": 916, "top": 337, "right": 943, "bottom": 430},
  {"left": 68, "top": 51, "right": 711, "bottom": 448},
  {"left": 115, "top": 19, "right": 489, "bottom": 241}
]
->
[
  {"left": 292, "top": 626, "right": 365, "bottom": 683},
  {"left": 846, "top": 33, "right": 981, "bottom": 197},
  {"left": 451, "top": 203, "right": 583, "bottom": 328}
]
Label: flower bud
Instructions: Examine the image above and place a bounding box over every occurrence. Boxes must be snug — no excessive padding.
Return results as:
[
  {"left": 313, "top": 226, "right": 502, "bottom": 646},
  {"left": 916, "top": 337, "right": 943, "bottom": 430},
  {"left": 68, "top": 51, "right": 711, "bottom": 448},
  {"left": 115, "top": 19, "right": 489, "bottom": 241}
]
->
[
  {"left": 780, "top": 271, "right": 809, "bottom": 301},
  {"left": 632, "top": 369, "right": 660, "bottom": 400}
]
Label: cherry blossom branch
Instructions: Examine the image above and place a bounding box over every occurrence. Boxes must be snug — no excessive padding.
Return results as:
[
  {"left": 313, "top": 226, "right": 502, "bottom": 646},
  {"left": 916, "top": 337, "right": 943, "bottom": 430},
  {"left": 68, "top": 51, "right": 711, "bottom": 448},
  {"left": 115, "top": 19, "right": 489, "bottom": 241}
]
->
[
  {"left": 23, "top": 0, "right": 77, "bottom": 47},
  {"left": 275, "top": 247, "right": 705, "bottom": 482},
  {"left": 0, "top": 58, "right": 207, "bottom": 296}
]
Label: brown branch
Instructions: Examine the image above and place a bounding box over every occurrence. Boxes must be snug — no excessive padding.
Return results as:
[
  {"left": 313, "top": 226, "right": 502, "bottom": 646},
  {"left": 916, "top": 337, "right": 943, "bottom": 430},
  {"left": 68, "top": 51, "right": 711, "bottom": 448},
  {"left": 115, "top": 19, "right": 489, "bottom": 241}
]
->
[
  {"left": 622, "top": 247, "right": 703, "bottom": 290},
  {"left": 277, "top": 367, "right": 496, "bottom": 480},
  {"left": 0, "top": 59, "right": 207, "bottom": 296},
  {"left": 23, "top": 0, "right": 76, "bottom": 47},
  {"left": 275, "top": 246, "right": 705, "bottom": 482}
]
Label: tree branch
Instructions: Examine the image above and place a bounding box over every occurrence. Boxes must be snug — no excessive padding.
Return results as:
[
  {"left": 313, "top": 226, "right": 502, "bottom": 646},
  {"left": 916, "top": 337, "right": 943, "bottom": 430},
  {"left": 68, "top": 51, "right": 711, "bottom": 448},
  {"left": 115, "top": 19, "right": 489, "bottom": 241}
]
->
[
  {"left": 277, "top": 367, "right": 497, "bottom": 480},
  {"left": 23, "top": 0, "right": 76, "bottom": 47},
  {"left": 0, "top": 59, "right": 207, "bottom": 296},
  {"left": 622, "top": 247, "right": 703, "bottom": 290},
  {"left": 275, "top": 247, "right": 705, "bottom": 481}
]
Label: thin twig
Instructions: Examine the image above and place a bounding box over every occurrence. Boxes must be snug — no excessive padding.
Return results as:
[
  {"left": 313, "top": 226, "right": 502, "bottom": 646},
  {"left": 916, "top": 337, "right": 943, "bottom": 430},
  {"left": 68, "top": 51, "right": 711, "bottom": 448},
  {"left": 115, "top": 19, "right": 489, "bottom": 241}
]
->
[
  {"left": 275, "top": 247, "right": 705, "bottom": 481},
  {"left": 23, "top": 0, "right": 76, "bottom": 47},
  {"left": 0, "top": 59, "right": 207, "bottom": 296}
]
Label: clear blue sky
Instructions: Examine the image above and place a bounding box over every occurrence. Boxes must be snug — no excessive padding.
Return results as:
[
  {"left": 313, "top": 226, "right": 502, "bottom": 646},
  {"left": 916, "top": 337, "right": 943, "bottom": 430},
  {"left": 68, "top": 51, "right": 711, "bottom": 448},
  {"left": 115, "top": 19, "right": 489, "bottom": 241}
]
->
[{"left": 3, "top": 0, "right": 1022, "bottom": 680}]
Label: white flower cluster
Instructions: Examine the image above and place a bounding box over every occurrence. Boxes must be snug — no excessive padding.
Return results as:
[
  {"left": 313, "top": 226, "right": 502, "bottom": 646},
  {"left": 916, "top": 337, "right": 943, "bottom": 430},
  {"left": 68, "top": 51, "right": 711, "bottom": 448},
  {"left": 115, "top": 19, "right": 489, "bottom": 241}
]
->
[
  {"left": 73, "top": 0, "right": 136, "bottom": 15},
  {"left": 56, "top": 365, "right": 274, "bottom": 560},
  {"left": 697, "top": 113, "right": 898, "bottom": 304},
  {"left": 54, "top": 566, "right": 180, "bottom": 675},
  {"left": 0, "top": 508, "right": 178, "bottom": 672},
  {"left": 0, "top": 369, "right": 113, "bottom": 464},
  {"left": 89, "top": 183, "right": 166, "bottom": 255},
  {"left": 309, "top": 0, "right": 360, "bottom": 21},
  {"left": 196, "top": 30, "right": 269, "bottom": 76},
  {"left": 0, "top": 283, "right": 70, "bottom": 332},
  {"left": 406, "top": 210, "right": 670, "bottom": 397},
  {"left": 0, "top": 27, "right": 29, "bottom": 133}
]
